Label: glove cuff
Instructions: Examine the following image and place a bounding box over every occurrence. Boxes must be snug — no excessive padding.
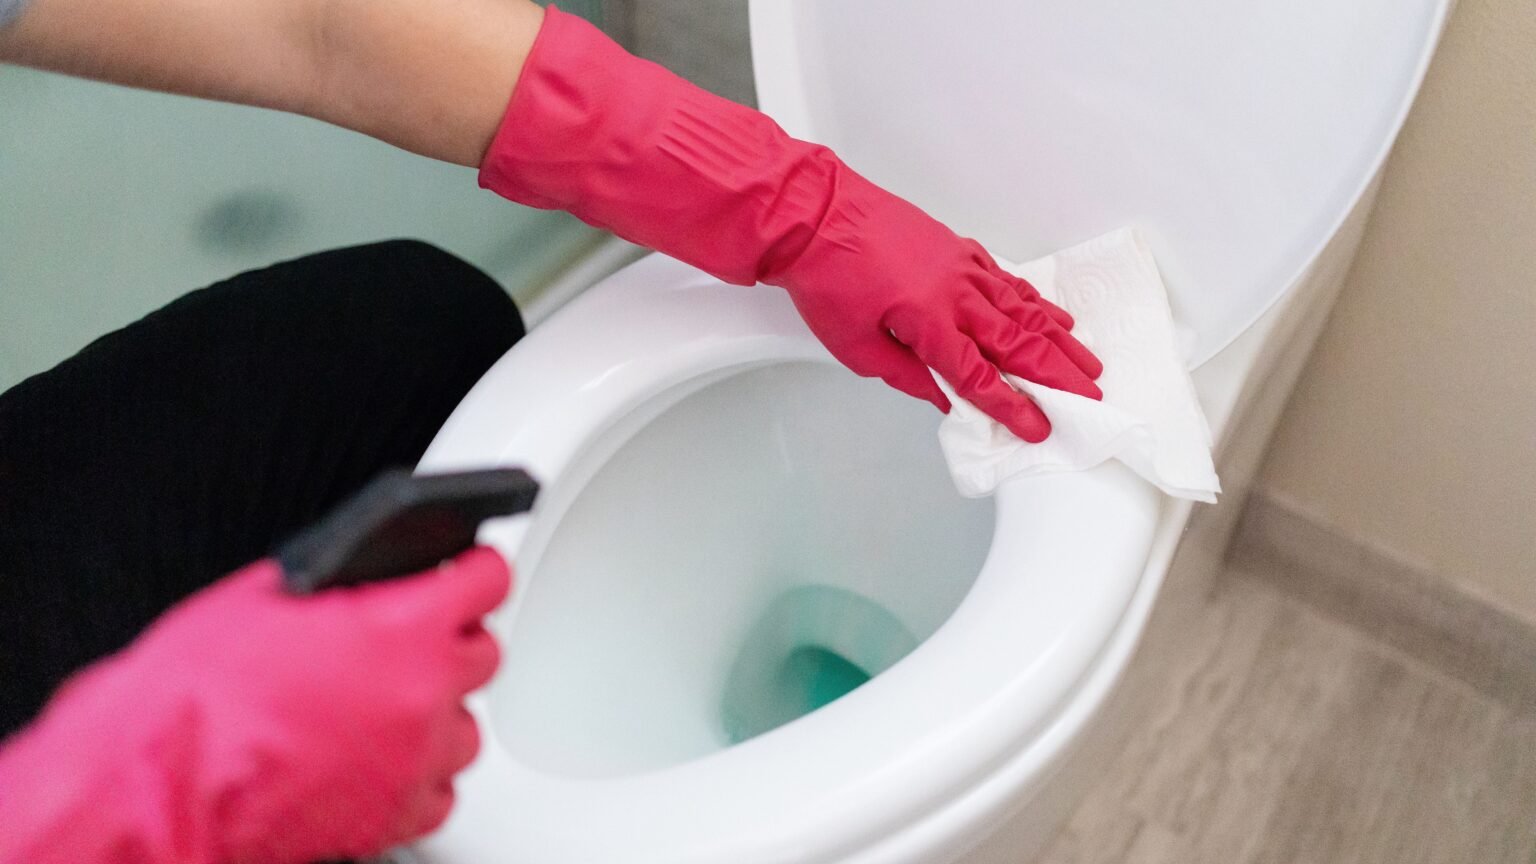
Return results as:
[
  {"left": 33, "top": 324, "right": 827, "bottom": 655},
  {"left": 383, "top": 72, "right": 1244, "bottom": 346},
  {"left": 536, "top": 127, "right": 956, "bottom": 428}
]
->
[{"left": 478, "top": 6, "right": 839, "bottom": 286}]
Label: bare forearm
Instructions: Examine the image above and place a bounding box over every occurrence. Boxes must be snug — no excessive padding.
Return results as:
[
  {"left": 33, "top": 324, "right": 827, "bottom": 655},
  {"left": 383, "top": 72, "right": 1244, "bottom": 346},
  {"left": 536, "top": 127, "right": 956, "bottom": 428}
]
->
[
  {"left": 0, "top": 0, "right": 543, "bottom": 166},
  {"left": 306, "top": 0, "right": 543, "bottom": 165}
]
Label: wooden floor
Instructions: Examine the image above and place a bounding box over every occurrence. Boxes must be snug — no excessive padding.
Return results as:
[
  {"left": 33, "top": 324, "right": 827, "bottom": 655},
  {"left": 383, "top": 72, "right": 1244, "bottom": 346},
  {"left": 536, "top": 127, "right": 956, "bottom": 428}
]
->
[{"left": 1034, "top": 561, "right": 1536, "bottom": 864}]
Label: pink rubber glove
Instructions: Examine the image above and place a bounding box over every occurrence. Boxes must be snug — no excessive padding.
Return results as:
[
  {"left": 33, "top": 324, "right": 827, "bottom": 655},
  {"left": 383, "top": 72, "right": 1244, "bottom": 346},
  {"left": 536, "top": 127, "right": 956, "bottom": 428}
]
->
[
  {"left": 480, "top": 7, "right": 1103, "bottom": 442},
  {"left": 0, "top": 547, "right": 509, "bottom": 864}
]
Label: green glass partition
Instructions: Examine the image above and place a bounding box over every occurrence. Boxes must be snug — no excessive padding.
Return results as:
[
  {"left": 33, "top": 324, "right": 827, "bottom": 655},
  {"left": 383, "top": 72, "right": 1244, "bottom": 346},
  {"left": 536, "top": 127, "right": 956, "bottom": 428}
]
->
[{"left": 0, "top": 7, "right": 614, "bottom": 391}]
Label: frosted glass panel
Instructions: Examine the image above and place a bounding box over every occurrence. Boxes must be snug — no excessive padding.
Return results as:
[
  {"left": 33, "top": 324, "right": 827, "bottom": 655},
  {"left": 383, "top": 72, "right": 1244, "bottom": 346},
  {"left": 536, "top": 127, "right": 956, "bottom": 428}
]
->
[{"left": 0, "top": 66, "right": 605, "bottom": 392}]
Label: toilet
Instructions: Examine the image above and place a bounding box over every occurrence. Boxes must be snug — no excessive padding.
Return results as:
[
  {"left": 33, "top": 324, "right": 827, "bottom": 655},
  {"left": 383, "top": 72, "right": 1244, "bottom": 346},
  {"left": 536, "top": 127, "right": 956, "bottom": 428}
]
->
[{"left": 404, "top": 1, "right": 1451, "bottom": 862}]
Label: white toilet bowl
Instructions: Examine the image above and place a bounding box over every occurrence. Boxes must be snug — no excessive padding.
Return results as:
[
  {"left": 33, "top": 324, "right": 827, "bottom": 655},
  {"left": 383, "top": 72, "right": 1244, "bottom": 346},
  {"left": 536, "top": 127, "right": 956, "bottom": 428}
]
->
[
  {"left": 407, "top": 1, "right": 1450, "bottom": 861},
  {"left": 414, "top": 255, "right": 1161, "bottom": 862}
]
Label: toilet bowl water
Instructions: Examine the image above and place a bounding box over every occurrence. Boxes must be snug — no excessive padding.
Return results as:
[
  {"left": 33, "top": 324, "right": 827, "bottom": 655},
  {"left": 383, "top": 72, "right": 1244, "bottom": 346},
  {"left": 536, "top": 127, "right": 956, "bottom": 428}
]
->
[
  {"left": 721, "top": 583, "right": 918, "bottom": 745},
  {"left": 484, "top": 362, "right": 993, "bottom": 779}
]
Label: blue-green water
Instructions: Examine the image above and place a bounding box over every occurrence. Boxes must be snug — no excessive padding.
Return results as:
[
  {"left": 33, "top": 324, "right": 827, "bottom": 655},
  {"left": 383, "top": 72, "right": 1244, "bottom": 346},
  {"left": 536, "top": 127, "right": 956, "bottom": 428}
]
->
[{"left": 720, "top": 585, "right": 918, "bottom": 745}]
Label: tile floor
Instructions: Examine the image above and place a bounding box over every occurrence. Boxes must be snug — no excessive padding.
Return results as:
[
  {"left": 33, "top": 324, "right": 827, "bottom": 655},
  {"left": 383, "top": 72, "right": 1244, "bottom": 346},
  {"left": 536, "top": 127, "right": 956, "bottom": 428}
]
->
[{"left": 1034, "top": 560, "right": 1536, "bottom": 864}]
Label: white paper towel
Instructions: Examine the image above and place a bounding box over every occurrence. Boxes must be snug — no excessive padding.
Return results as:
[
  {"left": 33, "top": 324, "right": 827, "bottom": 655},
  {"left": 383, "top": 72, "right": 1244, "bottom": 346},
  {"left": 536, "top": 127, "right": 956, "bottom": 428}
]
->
[{"left": 935, "top": 228, "right": 1220, "bottom": 502}]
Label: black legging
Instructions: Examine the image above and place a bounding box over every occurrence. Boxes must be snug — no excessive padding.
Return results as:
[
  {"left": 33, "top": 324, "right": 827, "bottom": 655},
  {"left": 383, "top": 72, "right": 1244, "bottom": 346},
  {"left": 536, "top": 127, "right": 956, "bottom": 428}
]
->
[{"left": 0, "top": 239, "right": 524, "bottom": 736}]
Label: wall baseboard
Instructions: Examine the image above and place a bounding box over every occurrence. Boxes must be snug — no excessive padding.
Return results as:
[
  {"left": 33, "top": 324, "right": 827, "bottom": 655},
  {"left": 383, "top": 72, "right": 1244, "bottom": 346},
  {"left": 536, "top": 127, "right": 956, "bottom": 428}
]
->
[{"left": 1230, "top": 491, "right": 1536, "bottom": 713}]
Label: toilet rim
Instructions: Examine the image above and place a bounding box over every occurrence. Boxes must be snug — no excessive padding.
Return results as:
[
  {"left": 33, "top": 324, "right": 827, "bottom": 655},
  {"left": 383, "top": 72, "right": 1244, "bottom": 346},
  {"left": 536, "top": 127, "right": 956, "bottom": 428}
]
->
[{"left": 414, "top": 253, "right": 1164, "bottom": 863}]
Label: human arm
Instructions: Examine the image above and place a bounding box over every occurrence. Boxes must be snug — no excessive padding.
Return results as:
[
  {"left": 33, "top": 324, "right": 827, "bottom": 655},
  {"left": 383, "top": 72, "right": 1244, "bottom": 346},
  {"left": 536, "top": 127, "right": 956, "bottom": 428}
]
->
[
  {"left": 476, "top": 8, "right": 1104, "bottom": 439},
  {"left": 1, "top": 0, "right": 1103, "bottom": 438},
  {"left": 0, "top": 0, "right": 543, "bottom": 165}
]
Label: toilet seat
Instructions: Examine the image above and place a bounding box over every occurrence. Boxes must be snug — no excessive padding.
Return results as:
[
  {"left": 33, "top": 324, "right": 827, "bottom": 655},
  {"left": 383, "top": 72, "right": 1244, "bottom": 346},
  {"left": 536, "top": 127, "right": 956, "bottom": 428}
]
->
[
  {"left": 412, "top": 0, "right": 1450, "bottom": 859},
  {"left": 414, "top": 253, "right": 1162, "bottom": 863}
]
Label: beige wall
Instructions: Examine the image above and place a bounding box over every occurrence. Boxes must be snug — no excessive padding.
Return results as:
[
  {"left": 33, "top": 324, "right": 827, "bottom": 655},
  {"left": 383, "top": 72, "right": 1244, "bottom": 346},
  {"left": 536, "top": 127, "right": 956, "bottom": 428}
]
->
[{"left": 1258, "top": 0, "right": 1536, "bottom": 621}]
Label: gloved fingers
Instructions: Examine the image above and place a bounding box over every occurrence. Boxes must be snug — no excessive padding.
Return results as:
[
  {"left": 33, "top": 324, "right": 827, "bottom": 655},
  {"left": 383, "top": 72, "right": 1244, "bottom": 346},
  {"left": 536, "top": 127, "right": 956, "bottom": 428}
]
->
[
  {"left": 393, "top": 710, "right": 477, "bottom": 843},
  {"left": 455, "top": 621, "right": 502, "bottom": 694},
  {"left": 1036, "top": 295, "right": 1076, "bottom": 331},
  {"left": 976, "top": 274, "right": 1101, "bottom": 380},
  {"left": 960, "top": 302, "right": 1102, "bottom": 400},
  {"left": 388, "top": 546, "right": 512, "bottom": 632},
  {"left": 977, "top": 277, "right": 1104, "bottom": 381},
  {"left": 981, "top": 265, "right": 1076, "bottom": 330},
  {"left": 1038, "top": 318, "right": 1105, "bottom": 385},
  {"left": 905, "top": 326, "right": 1052, "bottom": 442},
  {"left": 976, "top": 274, "right": 1055, "bottom": 331},
  {"left": 839, "top": 332, "right": 951, "bottom": 411},
  {"left": 404, "top": 779, "right": 458, "bottom": 842},
  {"left": 446, "top": 546, "right": 513, "bottom": 622},
  {"left": 441, "top": 704, "right": 482, "bottom": 773}
]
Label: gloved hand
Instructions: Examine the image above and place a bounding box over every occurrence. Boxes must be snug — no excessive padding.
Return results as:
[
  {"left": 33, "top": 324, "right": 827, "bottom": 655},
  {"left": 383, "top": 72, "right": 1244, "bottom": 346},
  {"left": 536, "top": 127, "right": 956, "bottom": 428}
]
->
[
  {"left": 479, "top": 7, "right": 1102, "bottom": 442},
  {"left": 0, "top": 547, "right": 509, "bottom": 864}
]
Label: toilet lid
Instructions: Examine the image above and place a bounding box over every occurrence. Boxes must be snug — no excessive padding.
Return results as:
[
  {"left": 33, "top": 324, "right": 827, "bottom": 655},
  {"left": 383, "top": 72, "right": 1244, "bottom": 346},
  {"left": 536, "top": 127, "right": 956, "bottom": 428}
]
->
[{"left": 749, "top": 0, "right": 1448, "bottom": 365}]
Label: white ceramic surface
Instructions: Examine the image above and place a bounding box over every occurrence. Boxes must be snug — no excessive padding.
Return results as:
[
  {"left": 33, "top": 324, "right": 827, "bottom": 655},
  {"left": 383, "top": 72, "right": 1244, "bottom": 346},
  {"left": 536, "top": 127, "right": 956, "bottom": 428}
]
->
[
  {"left": 749, "top": 0, "right": 1448, "bottom": 366},
  {"left": 406, "top": 0, "right": 1452, "bottom": 860},
  {"left": 414, "top": 255, "right": 1162, "bottom": 863}
]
